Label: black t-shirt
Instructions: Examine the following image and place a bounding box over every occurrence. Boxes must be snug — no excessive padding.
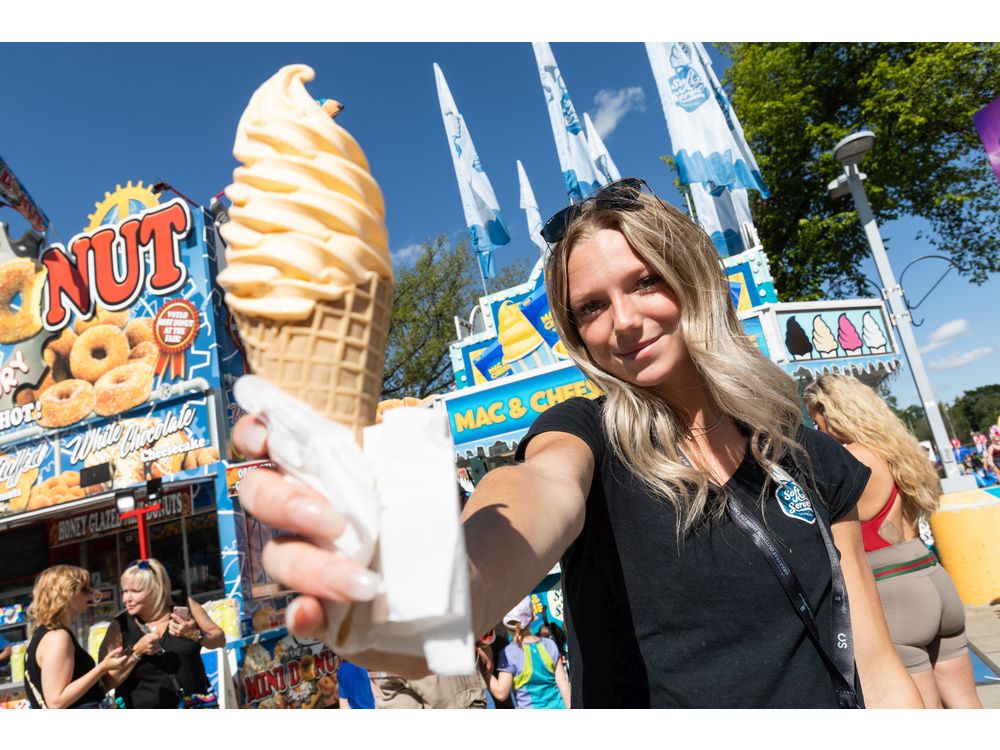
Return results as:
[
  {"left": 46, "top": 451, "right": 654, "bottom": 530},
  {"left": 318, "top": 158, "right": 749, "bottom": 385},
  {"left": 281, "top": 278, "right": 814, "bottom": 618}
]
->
[
  {"left": 514, "top": 397, "right": 871, "bottom": 708},
  {"left": 114, "top": 606, "right": 211, "bottom": 708}
]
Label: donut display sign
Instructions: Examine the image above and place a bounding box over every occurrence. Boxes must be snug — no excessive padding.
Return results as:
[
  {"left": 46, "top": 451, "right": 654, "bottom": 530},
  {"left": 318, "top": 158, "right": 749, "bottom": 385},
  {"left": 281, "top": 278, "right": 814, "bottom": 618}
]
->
[
  {"left": 238, "top": 634, "right": 342, "bottom": 709},
  {"left": 0, "top": 189, "right": 234, "bottom": 448}
]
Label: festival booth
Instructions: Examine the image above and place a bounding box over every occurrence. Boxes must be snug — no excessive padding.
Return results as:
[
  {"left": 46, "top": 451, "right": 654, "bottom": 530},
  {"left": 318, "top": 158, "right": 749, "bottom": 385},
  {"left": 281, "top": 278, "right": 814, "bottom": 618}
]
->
[{"left": 0, "top": 185, "right": 320, "bottom": 708}]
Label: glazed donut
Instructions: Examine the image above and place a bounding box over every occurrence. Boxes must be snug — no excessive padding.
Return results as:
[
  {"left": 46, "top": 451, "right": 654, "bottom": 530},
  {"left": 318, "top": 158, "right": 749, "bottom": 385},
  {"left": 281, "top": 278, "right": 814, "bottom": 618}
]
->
[
  {"left": 125, "top": 317, "right": 155, "bottom": 348},
  {"left": 0, "top": 258, "right": 47, "bottom": 344},
  {"left": 38, "top": 379, "right": 96, "bottom": 428},
  {"left": 74, "top": 307, "right": 129, "bottom": 334},
  {"left": 128, "top": 340, "right": 160, "bottom": 370},
  {"left": 94, "top": 362, "right": 154, "bottom": 416},
  {"left": 70, "top": 324, "right": 129, "bottom": 383}
]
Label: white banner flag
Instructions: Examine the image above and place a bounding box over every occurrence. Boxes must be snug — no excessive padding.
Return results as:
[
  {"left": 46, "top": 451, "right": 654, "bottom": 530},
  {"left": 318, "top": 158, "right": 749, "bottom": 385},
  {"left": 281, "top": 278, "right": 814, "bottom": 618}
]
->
[
  {"left": 645, "top": 42, "right": 767, "bottom": 196},
  {"left": 689, "top": 182, "right": 754, "bottom": 256},
  {"left": 582, "top": 112, "right": 621, "bottom": 187},
  {"left": 434, "top": 63, "right": 510, "bottom": 279},
  {"left": 516, "top": 160, "right": 548, "bottom": 256},
  {"left": 532, "top": 42, "right": 602, "bottom": 204}
]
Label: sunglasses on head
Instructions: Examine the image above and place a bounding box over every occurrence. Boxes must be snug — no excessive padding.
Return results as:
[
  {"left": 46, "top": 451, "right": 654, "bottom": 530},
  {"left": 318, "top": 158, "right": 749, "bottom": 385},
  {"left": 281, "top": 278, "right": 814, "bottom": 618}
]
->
[
  {"left": 540, "top": 177, "right": 650, "bottom": 245},
  {"left": 127, "top": 559, "right": 152, "bottom": 571}
]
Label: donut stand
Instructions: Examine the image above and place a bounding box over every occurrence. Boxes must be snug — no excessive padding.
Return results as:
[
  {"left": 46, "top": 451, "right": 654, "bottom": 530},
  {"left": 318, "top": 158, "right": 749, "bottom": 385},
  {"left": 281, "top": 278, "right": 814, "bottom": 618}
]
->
[{"left": 0, "top": 187, "right": 330, "bottom": 708}]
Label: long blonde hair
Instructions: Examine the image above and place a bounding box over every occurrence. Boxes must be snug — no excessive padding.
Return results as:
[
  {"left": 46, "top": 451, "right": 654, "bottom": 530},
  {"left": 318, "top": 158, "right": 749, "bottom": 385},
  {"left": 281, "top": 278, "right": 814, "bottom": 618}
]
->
[
  {"left": 120, "top": 558, "right": 173, "bottom": 617},
  {"left": 27, "top": 565, "right": 89, "bottom": 631},
  {"left": 802, "top": 375, "right": 940, "bottom": 521},
  {"left": 545, "top": 189, "right": 805, "bottom": 535}
]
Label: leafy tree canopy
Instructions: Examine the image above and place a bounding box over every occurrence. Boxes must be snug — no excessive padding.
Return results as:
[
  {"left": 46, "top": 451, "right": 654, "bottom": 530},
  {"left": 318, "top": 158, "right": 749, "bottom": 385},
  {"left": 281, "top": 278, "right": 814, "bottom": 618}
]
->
[
  {"left": 381, "top": 236, "right": 531, "bottom": 399},
  {"left": 721, "top": 43, "right": 1000, "bottom": 301}
]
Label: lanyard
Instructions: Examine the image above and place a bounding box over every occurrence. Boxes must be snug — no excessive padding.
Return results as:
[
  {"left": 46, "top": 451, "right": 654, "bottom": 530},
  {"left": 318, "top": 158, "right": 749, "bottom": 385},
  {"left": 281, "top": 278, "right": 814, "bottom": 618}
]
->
[{"left": 680, "top": 452, "right": 859, "bottom": 708}]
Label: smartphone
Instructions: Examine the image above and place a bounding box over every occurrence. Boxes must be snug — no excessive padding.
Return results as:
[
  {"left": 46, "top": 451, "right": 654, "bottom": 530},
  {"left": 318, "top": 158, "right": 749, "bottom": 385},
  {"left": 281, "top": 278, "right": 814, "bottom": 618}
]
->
[
  {"left": 172, "top": 605, "right": 191, "bottom": 621},
  {"left": 121, "top": 644, "right": 135, "bottom": 657}
]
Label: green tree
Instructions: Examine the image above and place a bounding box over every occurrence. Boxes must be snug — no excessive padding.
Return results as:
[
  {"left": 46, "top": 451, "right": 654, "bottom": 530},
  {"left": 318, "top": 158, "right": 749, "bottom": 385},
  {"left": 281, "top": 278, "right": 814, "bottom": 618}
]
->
[
  {"left": 720, "top": 43, "right": 1000, "bottom": 301},
  {"left": 950, "top": 383, "right": 1000, "bottom": 435},
  {"left": 380, "top": 236, "right": 532, "bottom": 400}
]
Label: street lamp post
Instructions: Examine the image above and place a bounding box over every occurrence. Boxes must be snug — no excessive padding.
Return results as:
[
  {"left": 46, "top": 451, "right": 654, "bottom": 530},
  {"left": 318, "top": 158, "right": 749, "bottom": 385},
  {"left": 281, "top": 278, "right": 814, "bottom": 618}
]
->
[{"left": 828, "top": 131, "right": 975, "bottom": 493}]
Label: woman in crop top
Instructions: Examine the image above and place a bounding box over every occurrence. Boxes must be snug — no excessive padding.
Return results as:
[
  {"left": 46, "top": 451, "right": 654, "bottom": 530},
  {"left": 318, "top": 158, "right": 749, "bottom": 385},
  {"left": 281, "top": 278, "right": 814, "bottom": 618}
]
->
[{"left": 804, "top": 375, "right": 982, "bottom": 708}]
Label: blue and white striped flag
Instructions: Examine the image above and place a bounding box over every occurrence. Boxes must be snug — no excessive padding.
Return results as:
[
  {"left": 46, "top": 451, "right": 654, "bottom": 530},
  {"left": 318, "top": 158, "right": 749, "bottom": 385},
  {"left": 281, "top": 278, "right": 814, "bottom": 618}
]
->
[
  {"left": 645, "top": 42, "right": 768, "bottom": 196},
  {"left": 692, "top": 42, "right": 769, "bottom": 199},
  {"left": 582, "top": 112, "right": 621, "bottom": 187},
  {"left": 434, "top": 63, "right": 510, "bottom": 279},
  {"left": 689, "top": 183, "right": 754, "bottom": 255},
  {"left": 532, "top": 42, "right": 603, "bottom": 204},
  {"left": 516, "top": 160, "right": 548, "bottom": 256}
]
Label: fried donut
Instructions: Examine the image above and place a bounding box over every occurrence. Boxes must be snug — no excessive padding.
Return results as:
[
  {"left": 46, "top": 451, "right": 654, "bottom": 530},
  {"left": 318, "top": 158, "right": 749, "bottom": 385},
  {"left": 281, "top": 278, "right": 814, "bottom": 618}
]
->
[
  {"left": 74, "top": 306, "right": 130, "bottom": 334},
  {"left": 43, "top": 328, "right": 78, "bottom": 381},
  {"left": 0, "top": 258, "right": 47, "bottom": 344},
  {"left": 13, "top": 371, "right": 55, "bottom": 406},
  {"left": 149, "top": 431, "right": 189, "bottom": 478},
  {"left": 94, "top": 362, "right": 154, "bottom": 416},
  {"left": 128, "top": 340, "right": 160, "bottom": 370},
  {"left": 70, "top": 324, "right": 129, "bottom": 383},
  {"left": 125, "top": 317, "right": 155, "bottom": 348},
  {"left": 182, "top": 447, "right": 220, "bottom": 470},
  {"left": 38, "top": 379, "right": 96, "bottom": 428}
]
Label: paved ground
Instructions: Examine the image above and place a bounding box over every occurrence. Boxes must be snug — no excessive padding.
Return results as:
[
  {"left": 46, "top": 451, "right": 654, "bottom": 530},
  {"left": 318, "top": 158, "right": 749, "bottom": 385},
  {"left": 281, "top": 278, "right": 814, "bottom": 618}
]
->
[{"left": 966, "top": 603, "right": 1000, "bottom": 708}]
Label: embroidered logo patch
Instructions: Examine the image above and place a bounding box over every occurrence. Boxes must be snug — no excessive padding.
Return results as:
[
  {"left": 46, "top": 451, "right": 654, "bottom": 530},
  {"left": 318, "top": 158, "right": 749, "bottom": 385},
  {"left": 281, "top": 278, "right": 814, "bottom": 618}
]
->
[{"left": 775, "top": 480, "right": 816, "bottom": 524}]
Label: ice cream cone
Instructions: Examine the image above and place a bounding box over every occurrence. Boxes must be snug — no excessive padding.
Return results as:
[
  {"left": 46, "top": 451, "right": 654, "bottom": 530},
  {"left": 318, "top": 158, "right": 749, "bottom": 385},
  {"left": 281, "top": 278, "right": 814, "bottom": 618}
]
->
[{"left": 233, "top": 273, "right": 391, "bottom": 444}]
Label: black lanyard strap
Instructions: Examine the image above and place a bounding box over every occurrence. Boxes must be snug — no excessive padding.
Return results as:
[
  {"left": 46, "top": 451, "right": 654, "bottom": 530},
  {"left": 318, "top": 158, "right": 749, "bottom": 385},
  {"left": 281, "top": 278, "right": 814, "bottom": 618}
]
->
[{"left": 680, "top": 451, "right": 859, "bottom": 708}]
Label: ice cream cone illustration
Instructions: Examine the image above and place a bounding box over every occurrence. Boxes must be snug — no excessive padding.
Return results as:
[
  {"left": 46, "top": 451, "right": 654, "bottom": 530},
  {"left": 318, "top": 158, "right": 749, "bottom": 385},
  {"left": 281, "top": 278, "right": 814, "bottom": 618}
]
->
[
  {"left": 552, "top": 339, "right": 570, "bottom": 359},
  {"left": 498, "top": 300, "right": 553, "bottom": 373},
  {"left": 861, "top": 312, "right": 888, "bottom": 354},
  {"left": 784, "top": 317, "right": 813, "bottom": 360},
  {"left": 837, "top": 313, "right": 863, "bottom": 355},
  {"left": 811, "top": 315, "right": 838, "bottom": 358},
  {"left": 218, "top": 65, "right": 393, "bottom": 444}
]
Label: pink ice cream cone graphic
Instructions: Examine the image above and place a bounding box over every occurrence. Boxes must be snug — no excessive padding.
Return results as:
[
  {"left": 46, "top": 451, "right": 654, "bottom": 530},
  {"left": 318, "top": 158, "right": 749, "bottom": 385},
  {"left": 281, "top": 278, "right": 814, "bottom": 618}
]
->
[{"left": 837, "top": 314, "right": 863, "bottom": 356}]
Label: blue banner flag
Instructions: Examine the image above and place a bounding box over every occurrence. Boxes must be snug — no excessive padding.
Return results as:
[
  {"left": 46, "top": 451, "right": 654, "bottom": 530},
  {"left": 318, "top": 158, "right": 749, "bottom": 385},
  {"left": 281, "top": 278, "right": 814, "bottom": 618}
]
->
[
  {"left": 532, "top": 43, "right": 603, "bottom": 204},
  {"left": 434, "top": 63, "right": 510, "bottom": 279}
]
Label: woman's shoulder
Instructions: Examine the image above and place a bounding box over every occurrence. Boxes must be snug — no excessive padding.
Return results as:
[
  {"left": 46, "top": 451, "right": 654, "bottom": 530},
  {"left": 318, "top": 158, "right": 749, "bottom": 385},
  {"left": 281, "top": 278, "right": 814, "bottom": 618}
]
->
[{"left": 515, "top": 396, "right": 605, "bottom": 462}]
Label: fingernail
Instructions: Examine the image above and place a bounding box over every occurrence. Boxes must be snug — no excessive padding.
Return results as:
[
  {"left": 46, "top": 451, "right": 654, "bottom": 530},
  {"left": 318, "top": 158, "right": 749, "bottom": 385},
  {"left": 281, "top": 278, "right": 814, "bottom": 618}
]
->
[
  {"left": 287, "top": 497, "right": 342, "bottom": 539},
  {"left": 322, "top": 566, "right": 380, "bottom": 601},
  {"left": 241, "top": 419, "right": 268, "bottom": 455}
]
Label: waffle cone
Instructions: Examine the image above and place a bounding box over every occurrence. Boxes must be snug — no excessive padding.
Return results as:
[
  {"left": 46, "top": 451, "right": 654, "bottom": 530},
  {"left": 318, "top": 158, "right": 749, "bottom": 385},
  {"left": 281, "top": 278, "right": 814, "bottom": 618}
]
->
[{"left": 232, "top": 273, "right": 392, "bottom": 444}]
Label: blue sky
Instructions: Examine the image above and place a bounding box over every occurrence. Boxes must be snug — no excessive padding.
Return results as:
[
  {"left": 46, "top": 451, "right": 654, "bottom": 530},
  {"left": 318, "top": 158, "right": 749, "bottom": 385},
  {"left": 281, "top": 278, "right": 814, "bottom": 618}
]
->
[{"left": 2, "top": 36, "right": 997, "bottom": 411}]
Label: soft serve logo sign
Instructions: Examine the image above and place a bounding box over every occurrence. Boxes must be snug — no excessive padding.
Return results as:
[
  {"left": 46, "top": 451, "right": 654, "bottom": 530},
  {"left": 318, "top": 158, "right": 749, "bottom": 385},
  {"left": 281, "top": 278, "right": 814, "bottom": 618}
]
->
[
  {"left": 775, "top": 480, "right": 816, "bottom": 525},
  {"left": 39, "top": 198, "right": 192, "bottom": 331},
  {"left": 667, "top": 43, "right": 709, "bottom": 113}
]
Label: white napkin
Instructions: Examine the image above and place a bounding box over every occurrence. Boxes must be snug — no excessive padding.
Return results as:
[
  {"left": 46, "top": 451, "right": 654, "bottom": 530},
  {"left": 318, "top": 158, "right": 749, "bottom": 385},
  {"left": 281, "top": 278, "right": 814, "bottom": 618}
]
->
[{"left": 233, "top": 375, "right": 473, "bottom": 675}]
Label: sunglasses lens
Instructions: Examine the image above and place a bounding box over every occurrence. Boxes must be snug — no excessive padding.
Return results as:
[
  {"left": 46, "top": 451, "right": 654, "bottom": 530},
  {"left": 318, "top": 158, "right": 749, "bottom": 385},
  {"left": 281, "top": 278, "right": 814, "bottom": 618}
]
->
[{"left": 540, "top": 206, "right": 576, "bottom": 244}]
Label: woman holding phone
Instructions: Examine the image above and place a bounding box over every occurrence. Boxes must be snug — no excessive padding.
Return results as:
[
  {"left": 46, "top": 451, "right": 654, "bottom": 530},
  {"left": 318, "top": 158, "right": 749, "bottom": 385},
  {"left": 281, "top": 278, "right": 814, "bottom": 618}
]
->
[{"left": 99, "top": 558, "right": 225, "bottom": 708}]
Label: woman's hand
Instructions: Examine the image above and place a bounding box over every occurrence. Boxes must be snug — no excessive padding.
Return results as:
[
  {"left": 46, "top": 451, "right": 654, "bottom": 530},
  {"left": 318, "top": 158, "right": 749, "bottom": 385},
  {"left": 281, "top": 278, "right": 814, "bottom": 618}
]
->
[
  {"left": 98, "top": 646, "right": 131, "bottom": 675},
  {"left": 168, "top": 612, "right": 200, "bottom": 641},
  {"left": 233, "top": 416, "right": 430, "bottom": 675},
  {"left": 133, "top": 631, "right": 162, "bottom": 657}
]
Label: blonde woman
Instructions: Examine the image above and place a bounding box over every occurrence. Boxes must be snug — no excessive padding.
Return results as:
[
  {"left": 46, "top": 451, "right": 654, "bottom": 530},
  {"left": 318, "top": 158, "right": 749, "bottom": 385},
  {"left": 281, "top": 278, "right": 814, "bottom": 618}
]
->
[
  {"left": 231, "top": 178, "right": 921, "bottom": 708},
  {"left": 99, "top": 558, "right": 224, "bottom": 708},
  {"left": 803, "top": 375, "right": 982, "bottom": 709},
  {"left": 23, "top": 565, "right": 130, "bottom": 708}
]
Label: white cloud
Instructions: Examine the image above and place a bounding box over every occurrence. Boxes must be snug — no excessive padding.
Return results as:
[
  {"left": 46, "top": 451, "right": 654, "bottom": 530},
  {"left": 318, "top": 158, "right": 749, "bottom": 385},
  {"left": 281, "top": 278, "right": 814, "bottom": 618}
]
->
[
  {"left": 928, "top": 346, "right": 994, "bottom": 371},
  {"left": 920, "top": 318, "right": 970, "bottom": 354},
  {"left": 590, "top": 87, "right": 646, "bottom": 139},
  {"left": 391, "top": 242, "right": 425, "bottom": 267}
]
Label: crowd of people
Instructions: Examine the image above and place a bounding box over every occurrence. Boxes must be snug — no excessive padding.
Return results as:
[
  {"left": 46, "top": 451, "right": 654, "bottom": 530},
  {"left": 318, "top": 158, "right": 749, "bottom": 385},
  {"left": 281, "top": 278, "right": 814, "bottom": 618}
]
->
[{"left": 16, "top": 176, "right": 990, "bottom": 709}]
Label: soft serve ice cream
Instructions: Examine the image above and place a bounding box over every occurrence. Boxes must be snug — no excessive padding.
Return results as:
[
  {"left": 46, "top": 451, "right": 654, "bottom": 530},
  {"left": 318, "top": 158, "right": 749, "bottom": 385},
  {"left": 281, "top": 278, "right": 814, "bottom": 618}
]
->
[
  {"left": 810, "top": 315, "right": 838, "bottom": 358},
  {"left": 218, "top": 64, "right": 394, "bottom": 440},
  {"left": 218, "top": 64, "right": 392, "bottom": 319},
  {"left": 497, "top": 300, "right": 550, "bottom": 372}
]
